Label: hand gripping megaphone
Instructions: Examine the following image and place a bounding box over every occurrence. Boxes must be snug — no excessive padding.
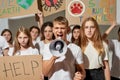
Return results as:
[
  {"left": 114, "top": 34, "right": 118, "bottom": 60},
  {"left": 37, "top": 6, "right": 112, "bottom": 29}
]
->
[{"left": 49, "top": 38, "right": 67, "bottom": 57}]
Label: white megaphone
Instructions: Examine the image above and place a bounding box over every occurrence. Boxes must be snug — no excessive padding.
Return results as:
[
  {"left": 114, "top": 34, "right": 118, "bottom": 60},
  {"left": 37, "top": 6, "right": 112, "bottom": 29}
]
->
[{"left": 49, "top": 38, "right": 67, "bottom": 57}]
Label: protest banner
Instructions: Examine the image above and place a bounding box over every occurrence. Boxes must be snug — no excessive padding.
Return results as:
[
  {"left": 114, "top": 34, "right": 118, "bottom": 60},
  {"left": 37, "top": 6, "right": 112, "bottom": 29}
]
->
[
  {"left": 66, "top": 0, "right": 116, "bottom": 25},
  {"left": 0, "top": 0, "right": 38, "bottom": 18},
  {"left": 40, "top": 0, "right": 65, "bottom": 16},
  {"left": 0, "top": 55, "right": 42, "bottom": 80}
]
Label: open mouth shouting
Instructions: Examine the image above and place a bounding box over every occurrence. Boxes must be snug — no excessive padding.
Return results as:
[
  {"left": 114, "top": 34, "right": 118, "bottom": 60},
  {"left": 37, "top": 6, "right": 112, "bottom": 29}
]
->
[{"left": 56, "top": 34, "right": 63, "bottom": 39}]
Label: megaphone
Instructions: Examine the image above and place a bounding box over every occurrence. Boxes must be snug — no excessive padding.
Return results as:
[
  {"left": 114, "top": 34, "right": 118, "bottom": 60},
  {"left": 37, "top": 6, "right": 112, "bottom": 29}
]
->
[{"left": 49, "top": 39, "right": 67, "bottom": 57}]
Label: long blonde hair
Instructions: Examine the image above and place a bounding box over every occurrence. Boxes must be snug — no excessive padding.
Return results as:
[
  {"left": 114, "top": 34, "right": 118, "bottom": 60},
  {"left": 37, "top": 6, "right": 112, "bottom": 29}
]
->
[
  {"left": 80, "top": 17, "right": 104, "bottom": 55},
  {"left": 13, "top": 27, "right": 34, "bottom": 55}
]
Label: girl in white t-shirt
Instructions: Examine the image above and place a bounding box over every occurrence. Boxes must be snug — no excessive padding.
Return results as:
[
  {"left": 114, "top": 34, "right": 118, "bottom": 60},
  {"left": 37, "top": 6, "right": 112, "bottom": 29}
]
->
[
  {"left": 39, "top": 21, "right": 54, "bottom": 80},
  {"left": 102, "top": 22, "right": 120, "bottom": 80},
  {"left": 39, "top": 21, "right": 55, "bottom": 54},
  {"left": 8, "top": 27, "right": 39, "bottom": 56},
  {"left": 30, "top": 11, "right": 43, "bottom": 50},
  {"left": 1, "top": 29, "right": 13, "bottom": 47},
  {"left": 71, "top": 25, "right": 81, "bottom": 46},
  {"left": 29, "top": 26, "right": 41, "bottom": 46},
  {"left": 0, "top": 36, "right": 9, "bottom": 56},
  {"left": 80, "top": 17, "right": 110, "bottom": 80}
]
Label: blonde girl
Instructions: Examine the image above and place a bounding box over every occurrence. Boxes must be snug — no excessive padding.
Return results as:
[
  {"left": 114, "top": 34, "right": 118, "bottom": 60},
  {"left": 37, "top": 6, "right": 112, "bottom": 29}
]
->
[
  {"left": 8, "top": 27, "right": 39, "bottom": 56},
  {"left": 80, "top": 17, "right": 110, "bottom": 80}
]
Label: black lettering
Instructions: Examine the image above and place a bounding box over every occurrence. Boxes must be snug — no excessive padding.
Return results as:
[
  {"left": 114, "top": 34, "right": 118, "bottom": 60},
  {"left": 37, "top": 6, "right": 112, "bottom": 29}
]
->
[
  {"left": 22, "top": 61, "right": 30, "bottom": 75},
  {"left": 13, "top": 62, "right": 21, "bottom": 76},
  {"left": 31, "top": 60, "right": 39, "bottom": 75},
  {"left": 3, "top": 63, "right": 14, "bottom": 77},
  {"left": 42, "top": 3, "right": 51, "bottom": 11},
  {"left": 54, "top": 0, "right": 62, "bottom": 10}
]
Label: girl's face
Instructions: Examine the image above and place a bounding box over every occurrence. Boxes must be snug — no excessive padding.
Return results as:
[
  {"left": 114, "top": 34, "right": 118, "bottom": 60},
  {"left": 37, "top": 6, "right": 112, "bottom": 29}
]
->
[
  {"left": 2, "top": 31, "right": 11, "bottom": 42},
  {"left": 84, "top": 21, "right": 96, "bottom": 39},
  {"left": 17, "top": 32, "right": 29, "bottom": 48},
  {"left": 73, "top": 29, "right": 80, "bottom": 40},
  {"left": 30, "top": 28, "right": 39, "bottom": 40},
  {"left": 44, "top": 26, "right": 53, "bottom": 40}
]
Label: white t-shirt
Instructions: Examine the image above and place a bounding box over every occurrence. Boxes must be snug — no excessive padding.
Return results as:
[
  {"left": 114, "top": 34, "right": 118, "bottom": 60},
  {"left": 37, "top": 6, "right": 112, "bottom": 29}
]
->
[
  {"left": 0, "top": 36, "right": 9, "bottom": 56},
  {"left": 83, "top": 41, "right": 109, "bottom": 69},
  {"left": 42, "top": 43, "right": 83, "bottom": 80},
  {"left": 67, "top": 33, "right": 72, "bottom": 42},
  {"left": 39, "top": 41, "right": 46, "bottom": 55},
  {"left": 8, "top": 47, "right": 39, "bottom": 56},
  {"left": 32, "top": 36, "right": 41, "bottom": 46},
  {"left": 110, "top": 40, "right": 120, "bottom": 79}
]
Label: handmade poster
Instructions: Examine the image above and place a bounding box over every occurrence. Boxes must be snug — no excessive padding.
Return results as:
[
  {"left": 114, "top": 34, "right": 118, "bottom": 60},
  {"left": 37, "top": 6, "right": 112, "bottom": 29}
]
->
[
  {"left": 0, "top": 0, "right": 38, "bottom": 18},
  {"left": 41, "top": 0, "right": 65, "bottom": 16},
  {"left": 66, "top": 0, "right": 116, "bottom": 25},
  {"left": 0, "top": 55, "right": 42, "bottom": 80}
]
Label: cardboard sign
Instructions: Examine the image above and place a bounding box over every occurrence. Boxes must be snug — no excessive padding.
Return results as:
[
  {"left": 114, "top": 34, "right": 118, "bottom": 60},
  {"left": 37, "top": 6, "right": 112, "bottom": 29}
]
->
[
  {"left": 0, "top": 0, "right": 38, "bottom": 18},
  {"left": 0, "top": 55, "right": 43, "bottom": 80},
  {"left": 41, "top": 0, "right": 65, "bottom": 16},
  {"left": 66, "top": 0, "right": 116, "bottom": 25}
]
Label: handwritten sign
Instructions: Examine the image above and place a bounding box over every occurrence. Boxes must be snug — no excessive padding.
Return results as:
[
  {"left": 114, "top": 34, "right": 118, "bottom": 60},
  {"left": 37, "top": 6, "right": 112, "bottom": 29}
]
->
[
  {"left": 41, "top": 0, "right": 65, "bottom": 16},
  {"left": 66, "top": 0, "right": 116, "bottom": 25},
  {"left": 0, "top": 0, "right": 38, "bottom": 18},
  {"left": 0, "top": 55, "right": 42, "bottom": 80}
]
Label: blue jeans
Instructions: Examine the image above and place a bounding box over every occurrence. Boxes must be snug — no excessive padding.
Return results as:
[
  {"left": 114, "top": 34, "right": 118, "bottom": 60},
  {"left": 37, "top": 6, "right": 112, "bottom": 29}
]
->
[{"left": 85, "top": 67, "right": 105, "bottom": 80}]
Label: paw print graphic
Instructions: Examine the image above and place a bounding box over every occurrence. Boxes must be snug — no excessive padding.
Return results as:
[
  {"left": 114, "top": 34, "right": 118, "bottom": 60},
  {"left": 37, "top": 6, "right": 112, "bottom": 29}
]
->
[
  {"left": 71, "top": 3, "right": 83, "bottom": 14},
  {"left": 45, "top": 0, "right": 58, "bottom": 6},
  {"left": 68, "top": 0, "right": 85, "bottom": 17}
]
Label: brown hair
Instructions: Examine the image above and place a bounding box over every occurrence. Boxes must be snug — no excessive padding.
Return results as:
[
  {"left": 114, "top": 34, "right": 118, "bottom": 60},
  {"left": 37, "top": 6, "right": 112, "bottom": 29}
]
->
[
  {"left": 53, "top": 16, "right": 69, "bottom": 28},
  {"left": 29, "top": 25, "right": 40, "bottom": 36},
  {"left": 1, "top": 29, "right": 12, "bottom": 44},
  {"left": 71, "top": 25, "right": 81, "bottom": 46},
  {"left": 41, "top": 21, "right": 55, "bottom": 40}
]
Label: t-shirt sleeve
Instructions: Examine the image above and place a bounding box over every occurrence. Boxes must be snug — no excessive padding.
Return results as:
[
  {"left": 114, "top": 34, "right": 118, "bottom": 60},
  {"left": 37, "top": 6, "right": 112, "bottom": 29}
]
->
[
  {"left": 1, "top": 37, "right": 9, "bottom": 49},
  {"left": 41, "top": 44, "right": 53, "bottom": 60},
  {"left": 8, "top": 47, "right": 14, "bottom": 56},
  {"left": 103, "top": 42, "right": 109, "bottom": 61},
  {"left": 75, "top": 47, "right": 83, "bottom": 64},
  {"left": 33, "top": 48, "right": 40, "bottom": 55}
]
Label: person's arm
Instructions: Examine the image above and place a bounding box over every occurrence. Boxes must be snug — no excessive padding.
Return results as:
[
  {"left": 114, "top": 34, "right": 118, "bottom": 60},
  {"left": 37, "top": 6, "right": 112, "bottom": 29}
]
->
[
  {"left": 43, "top": 56, "right": 58, "bottom": 76},
  {"left": 102, "top": 21, "right": 116, "bottom": 40},
  {"left": 37, "top": 11, "right": 44, "bottom": 30},
  {"left": 3, "top": 48, "right": 9, "bottom": 56},
  {"left": 73, "top": 64, "right": 86, "bottom": 80},
  {"left": 103, "top": 60, "right": 110, "bottom": 80}
]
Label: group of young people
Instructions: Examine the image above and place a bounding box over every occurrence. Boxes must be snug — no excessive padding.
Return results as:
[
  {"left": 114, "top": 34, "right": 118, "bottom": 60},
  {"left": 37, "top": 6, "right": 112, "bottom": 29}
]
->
[{"left": 0, "top": 13, "right": 120, "bottom": 80}]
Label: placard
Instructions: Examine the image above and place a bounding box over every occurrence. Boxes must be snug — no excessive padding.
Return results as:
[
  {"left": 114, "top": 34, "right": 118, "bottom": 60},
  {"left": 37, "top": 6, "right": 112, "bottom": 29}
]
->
[
  {"left": 66, "top": 0, "right": 116, "bottom": 25},
  {"left": 0, "top": 0, "right": 38, "bottom": 18},
  {"left": 0, "top": 55, "right": 42, "bottom": 80},
  {"left": 41, "top": 0, "right": 65, "bottom": 16}
]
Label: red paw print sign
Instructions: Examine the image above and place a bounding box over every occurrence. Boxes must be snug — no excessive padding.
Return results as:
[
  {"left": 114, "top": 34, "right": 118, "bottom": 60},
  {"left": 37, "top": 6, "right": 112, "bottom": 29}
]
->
[
  {"left": 66, "top": 0, "right": 116, "bottom": 25},
  {"left": 68, "top": 0, "right": 85, "bottom": 17}
]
